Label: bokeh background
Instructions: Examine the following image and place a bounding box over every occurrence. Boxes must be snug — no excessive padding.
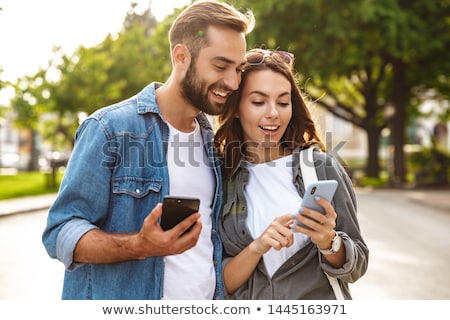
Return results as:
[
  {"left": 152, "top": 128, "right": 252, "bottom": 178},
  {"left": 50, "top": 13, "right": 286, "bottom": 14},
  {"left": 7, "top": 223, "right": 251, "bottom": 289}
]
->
[{"left": 0, "top": 0, "right": 449, "bottom": 301}]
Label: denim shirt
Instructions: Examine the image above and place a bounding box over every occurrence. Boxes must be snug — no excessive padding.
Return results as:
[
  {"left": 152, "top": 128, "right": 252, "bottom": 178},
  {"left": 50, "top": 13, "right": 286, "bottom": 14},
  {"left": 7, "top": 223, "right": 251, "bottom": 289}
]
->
[
  {"left": 220, "top": 149, "right": 369, "bottom": 299},
  {"left": 42, "top": 82, "right": 224, "bottom": 300}
]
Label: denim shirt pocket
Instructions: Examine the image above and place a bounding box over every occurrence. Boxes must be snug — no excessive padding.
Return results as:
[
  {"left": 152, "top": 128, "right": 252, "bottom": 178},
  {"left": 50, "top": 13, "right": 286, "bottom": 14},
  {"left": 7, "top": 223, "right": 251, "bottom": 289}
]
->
[{"left": 112, "top": 177, "right": 162, "bottom": 198}]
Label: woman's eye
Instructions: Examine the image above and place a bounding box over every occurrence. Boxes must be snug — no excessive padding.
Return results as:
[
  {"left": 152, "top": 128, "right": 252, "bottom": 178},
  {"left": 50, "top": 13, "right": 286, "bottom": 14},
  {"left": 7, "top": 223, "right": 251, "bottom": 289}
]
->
[{"left": 252, "top": 101, "right": 264, "bottom": 106}]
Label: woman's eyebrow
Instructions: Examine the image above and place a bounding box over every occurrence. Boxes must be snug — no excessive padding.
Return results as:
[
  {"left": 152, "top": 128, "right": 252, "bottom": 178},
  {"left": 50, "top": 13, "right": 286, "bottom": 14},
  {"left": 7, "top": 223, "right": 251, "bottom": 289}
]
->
[{"left": 248, "top": 91, "right": 291, "bottom": 98}]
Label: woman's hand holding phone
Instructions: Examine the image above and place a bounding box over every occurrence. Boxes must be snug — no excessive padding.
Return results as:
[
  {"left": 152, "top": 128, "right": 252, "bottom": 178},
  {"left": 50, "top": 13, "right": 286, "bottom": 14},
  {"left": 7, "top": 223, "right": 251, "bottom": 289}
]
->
[
  {"left": 291, "top": 180, "right": 341, "bottom": 253},
  {"left": 293, "top": 180, "right": 337, "bottom": 230}
]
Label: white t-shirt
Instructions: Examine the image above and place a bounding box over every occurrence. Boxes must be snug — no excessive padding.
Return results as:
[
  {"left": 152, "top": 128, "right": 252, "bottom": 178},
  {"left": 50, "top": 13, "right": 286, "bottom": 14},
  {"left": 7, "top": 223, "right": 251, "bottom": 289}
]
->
[
  {"left": 244, "top": 155, "right": 310, "bottom": 277},
  {"left": 163, "top": 119, "right": 216, "bottom": 299}
]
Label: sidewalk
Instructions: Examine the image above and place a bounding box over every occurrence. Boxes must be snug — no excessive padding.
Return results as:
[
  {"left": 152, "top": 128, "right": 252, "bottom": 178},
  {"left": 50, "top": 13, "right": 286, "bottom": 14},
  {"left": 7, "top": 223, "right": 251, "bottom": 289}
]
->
[
  {"left": 402, "top": 188, "right": 450, "bottom": 213},
  {"left": 0, "top": 193, "right": 57, "bottom": 217},
  {"left": 356, "top": 187, "right": 450, "bottom": 213},
  {"left": 0, "top": 188, "right": 449, "bottom": 217}
]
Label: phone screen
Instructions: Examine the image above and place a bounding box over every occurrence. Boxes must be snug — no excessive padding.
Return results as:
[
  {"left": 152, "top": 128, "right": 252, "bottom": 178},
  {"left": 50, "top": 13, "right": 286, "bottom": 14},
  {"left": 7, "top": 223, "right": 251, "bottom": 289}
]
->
[{"left": 160, "top": 196, "right": 200, "bottom": 231}]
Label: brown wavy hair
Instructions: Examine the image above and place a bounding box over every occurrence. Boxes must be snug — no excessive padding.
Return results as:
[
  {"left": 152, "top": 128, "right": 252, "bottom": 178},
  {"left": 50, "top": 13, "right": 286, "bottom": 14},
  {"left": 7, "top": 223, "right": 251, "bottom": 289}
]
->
[{"left": 214, "top": 49, "right": 326, "bottom": 179}]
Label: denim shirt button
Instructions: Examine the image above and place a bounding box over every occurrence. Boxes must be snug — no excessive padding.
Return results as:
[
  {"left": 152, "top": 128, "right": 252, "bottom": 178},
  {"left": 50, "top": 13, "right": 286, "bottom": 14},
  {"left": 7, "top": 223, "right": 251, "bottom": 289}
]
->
[{"left": 135, "top": 189, "right": 141, "bottom": 194}]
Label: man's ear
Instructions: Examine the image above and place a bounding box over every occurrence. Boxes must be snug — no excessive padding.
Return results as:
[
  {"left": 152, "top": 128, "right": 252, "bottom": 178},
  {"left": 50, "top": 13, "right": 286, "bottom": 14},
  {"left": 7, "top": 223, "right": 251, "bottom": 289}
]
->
[{"left": 172, "top": 44, "right": 191, "bottom": 68}]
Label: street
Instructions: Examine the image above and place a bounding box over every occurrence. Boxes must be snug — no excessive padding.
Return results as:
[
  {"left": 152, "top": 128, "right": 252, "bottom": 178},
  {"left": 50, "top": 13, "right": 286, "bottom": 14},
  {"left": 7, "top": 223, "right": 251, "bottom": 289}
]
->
[
  {"left": 0, "top": 208, "right": 64, "bottom": 299},
  {"left": 350, "top": 188, "right": 450, "bottom": 299},
  {"left": 0, "top": 188, "right": 449, "bottom": 300}
]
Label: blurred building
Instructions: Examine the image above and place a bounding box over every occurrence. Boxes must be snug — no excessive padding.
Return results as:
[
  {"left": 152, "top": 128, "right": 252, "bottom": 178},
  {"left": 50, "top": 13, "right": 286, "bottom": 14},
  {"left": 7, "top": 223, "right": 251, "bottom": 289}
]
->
[
  {"left": 0, "top": 117, "right": 41, "bottom": 172},
  {"left": 312, "top": 107, "right": 367, "bottom": 160},
  {"left": 413, "top": 99, "right": 450, "bottom": 151},
  {"left": 0, "top": 117, "right": 19, "bottom": 172}
]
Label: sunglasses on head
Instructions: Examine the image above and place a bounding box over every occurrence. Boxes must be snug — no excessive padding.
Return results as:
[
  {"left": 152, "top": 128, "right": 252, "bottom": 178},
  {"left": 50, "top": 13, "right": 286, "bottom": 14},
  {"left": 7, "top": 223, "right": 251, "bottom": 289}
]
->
[{"left": 245, "top": 49, "right": 294, "bottom": 69}]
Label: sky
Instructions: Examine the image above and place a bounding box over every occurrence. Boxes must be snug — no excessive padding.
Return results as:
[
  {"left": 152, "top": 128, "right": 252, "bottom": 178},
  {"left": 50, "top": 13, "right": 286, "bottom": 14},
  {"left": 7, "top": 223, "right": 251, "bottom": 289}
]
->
[{"left": 0, "top": 0, "right": 190, "bottom": 103}]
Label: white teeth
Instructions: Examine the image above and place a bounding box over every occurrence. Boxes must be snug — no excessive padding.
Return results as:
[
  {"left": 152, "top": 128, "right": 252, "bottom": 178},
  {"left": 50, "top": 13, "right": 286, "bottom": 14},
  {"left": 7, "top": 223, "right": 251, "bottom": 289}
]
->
[
  {"left": 261, "top": 126, "right": 278, "bottom": 131},
  {"left": 212, "top": 90, "right": 227, "bottom": 97}
]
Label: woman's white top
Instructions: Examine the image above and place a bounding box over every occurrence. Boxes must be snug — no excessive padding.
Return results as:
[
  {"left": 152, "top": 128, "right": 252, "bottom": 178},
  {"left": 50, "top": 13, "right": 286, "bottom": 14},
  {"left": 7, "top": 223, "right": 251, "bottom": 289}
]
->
[{"left": 244, "top": 154, "right": 309, "bottom": 277}]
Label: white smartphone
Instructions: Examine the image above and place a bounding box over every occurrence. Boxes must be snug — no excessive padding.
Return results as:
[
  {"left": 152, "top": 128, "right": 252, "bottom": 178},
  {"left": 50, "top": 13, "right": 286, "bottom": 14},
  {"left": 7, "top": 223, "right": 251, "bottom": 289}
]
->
[
  {"left": 297, "top": 180, "right": 338, "bottom": 229},
  {"left": 301, "top": 180, "right": 338, "bottom": 213}
]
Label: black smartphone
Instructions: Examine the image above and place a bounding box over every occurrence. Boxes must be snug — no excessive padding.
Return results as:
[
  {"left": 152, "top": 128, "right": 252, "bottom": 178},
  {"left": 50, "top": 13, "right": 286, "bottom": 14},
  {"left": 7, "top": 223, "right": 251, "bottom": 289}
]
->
[
  {"left": 297, "top": 180, "right": 338, "bottom": 230},
  {"left": 160, "top": 196, "right": 200, "bottom": 231}
]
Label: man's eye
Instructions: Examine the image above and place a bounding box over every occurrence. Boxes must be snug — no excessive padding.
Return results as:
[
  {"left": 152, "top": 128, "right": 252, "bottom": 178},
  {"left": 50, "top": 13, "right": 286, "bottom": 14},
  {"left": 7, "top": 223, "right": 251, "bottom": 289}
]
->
[{"left": 215, "top": 65, "right": 226, "bottom": 71}]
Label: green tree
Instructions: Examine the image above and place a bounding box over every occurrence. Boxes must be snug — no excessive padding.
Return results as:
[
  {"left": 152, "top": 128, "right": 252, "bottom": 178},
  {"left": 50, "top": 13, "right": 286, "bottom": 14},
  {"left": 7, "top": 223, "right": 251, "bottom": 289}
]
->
[
  {"left": 10, "top": 70, "right": 49, "bottom": 170},
  {"left": 238, "top": 0, "right": 450, "bottom": 185},
  {"left": 11, "top": 2, "right": 173, "bottom": 155}
]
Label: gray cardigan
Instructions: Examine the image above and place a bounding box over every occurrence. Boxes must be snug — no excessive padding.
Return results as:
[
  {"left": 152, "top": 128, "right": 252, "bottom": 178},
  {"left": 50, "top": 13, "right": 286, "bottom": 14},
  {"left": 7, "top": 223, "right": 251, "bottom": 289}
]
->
[{"left": 219, "top": 148, "right": 369, "bottom": 299}]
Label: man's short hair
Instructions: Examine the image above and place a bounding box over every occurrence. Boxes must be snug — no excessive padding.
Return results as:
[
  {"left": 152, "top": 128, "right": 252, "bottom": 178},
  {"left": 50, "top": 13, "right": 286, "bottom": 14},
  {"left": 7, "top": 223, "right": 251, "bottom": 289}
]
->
[{"left": 169, "top": 0, "right": 255, "bottom": 59}]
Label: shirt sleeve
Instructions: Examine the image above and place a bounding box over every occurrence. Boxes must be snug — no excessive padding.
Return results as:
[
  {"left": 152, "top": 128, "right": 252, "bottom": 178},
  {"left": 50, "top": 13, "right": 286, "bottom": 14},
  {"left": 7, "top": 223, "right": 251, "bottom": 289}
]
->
[
  {"left": 42, "top": 118, "right": 114, "bottom": 270},
  {"left": 317, "top": 152, "right": 370, "bottom": 283}
]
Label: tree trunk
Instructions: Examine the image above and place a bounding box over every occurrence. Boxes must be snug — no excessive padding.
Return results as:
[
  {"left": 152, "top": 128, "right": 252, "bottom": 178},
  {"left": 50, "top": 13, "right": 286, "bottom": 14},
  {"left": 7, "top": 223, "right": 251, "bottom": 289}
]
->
[
  {"left": 26, "top": 130, "right": 40, "bottom": 171},
  {"left": 390, "top": 59, "right": 409, "bottom": 186},
  {"left": 366, "top": 125, "right": 381, "bottom": 178},
  {"left": 362, "top": 78, "right": 383, "bottom": 179},
  {"left": 31, "top": 130, "right": 40, "bottom": 171}
]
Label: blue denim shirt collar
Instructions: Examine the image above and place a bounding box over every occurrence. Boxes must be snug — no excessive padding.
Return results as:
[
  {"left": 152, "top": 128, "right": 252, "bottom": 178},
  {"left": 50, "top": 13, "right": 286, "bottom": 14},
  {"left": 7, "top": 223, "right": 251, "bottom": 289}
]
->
[{"left": 136, "top": 82, "right": 162, "bottom": 114}]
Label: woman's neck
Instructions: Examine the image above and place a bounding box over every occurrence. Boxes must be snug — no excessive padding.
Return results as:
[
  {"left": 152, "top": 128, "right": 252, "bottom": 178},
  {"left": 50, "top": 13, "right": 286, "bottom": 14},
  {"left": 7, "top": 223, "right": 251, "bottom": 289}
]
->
[{"left": 244, "top": 144, "right": 292, "bottom": 164}]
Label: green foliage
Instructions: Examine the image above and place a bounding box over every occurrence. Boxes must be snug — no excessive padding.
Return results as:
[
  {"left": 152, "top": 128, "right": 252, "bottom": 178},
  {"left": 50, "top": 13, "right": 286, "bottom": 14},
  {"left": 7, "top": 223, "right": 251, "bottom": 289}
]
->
[
  {"left": 238, "top": 0, "right": 449, "bottom": 181},
  {"left": 11, "top": 71, "right": 49, "bottom": 129},
  {"left": 242, "top": 0, "right": 449, "bottom": 109},
  {"left": 0, "top": 171, "right": 62, "bottom": 200},
  {"left": 359, "top": 176, "right": 390, "bottom": 188},
  {"left": 10, "top": 2, "right": 174, "bottom": 151},
  {"left": 408, "top": 146, "right": 450, "bottom": 186}
]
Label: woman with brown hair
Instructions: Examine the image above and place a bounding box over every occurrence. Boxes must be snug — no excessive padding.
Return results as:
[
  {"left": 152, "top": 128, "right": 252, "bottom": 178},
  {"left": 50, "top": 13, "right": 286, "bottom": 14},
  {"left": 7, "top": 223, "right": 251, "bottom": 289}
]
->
[{"left": 215, "top": 48, "right": 368, "bottom": 299}]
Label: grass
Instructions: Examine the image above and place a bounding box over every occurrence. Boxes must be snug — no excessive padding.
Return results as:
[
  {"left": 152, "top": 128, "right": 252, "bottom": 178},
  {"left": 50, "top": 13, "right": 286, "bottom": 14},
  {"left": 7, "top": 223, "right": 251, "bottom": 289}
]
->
[{"left": 0, "top": 171, "right": 62, "bottom": 200}]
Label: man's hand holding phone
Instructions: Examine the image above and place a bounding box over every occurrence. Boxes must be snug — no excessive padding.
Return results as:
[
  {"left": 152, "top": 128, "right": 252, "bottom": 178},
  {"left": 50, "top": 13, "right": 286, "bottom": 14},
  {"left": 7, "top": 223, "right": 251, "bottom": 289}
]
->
[
  {"left": 132, "top": 198, "right": 202, "bottom": 259},
  {"left": 160, "top": 196, "right": 201, "bottom": 232}
]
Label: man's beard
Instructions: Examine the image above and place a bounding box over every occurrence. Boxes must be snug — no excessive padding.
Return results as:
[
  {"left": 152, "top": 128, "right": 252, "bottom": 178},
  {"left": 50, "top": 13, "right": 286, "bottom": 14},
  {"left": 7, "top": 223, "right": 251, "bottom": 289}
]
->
[{"left": 180, "top": 63, "right": 225, "bottom": 116}]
